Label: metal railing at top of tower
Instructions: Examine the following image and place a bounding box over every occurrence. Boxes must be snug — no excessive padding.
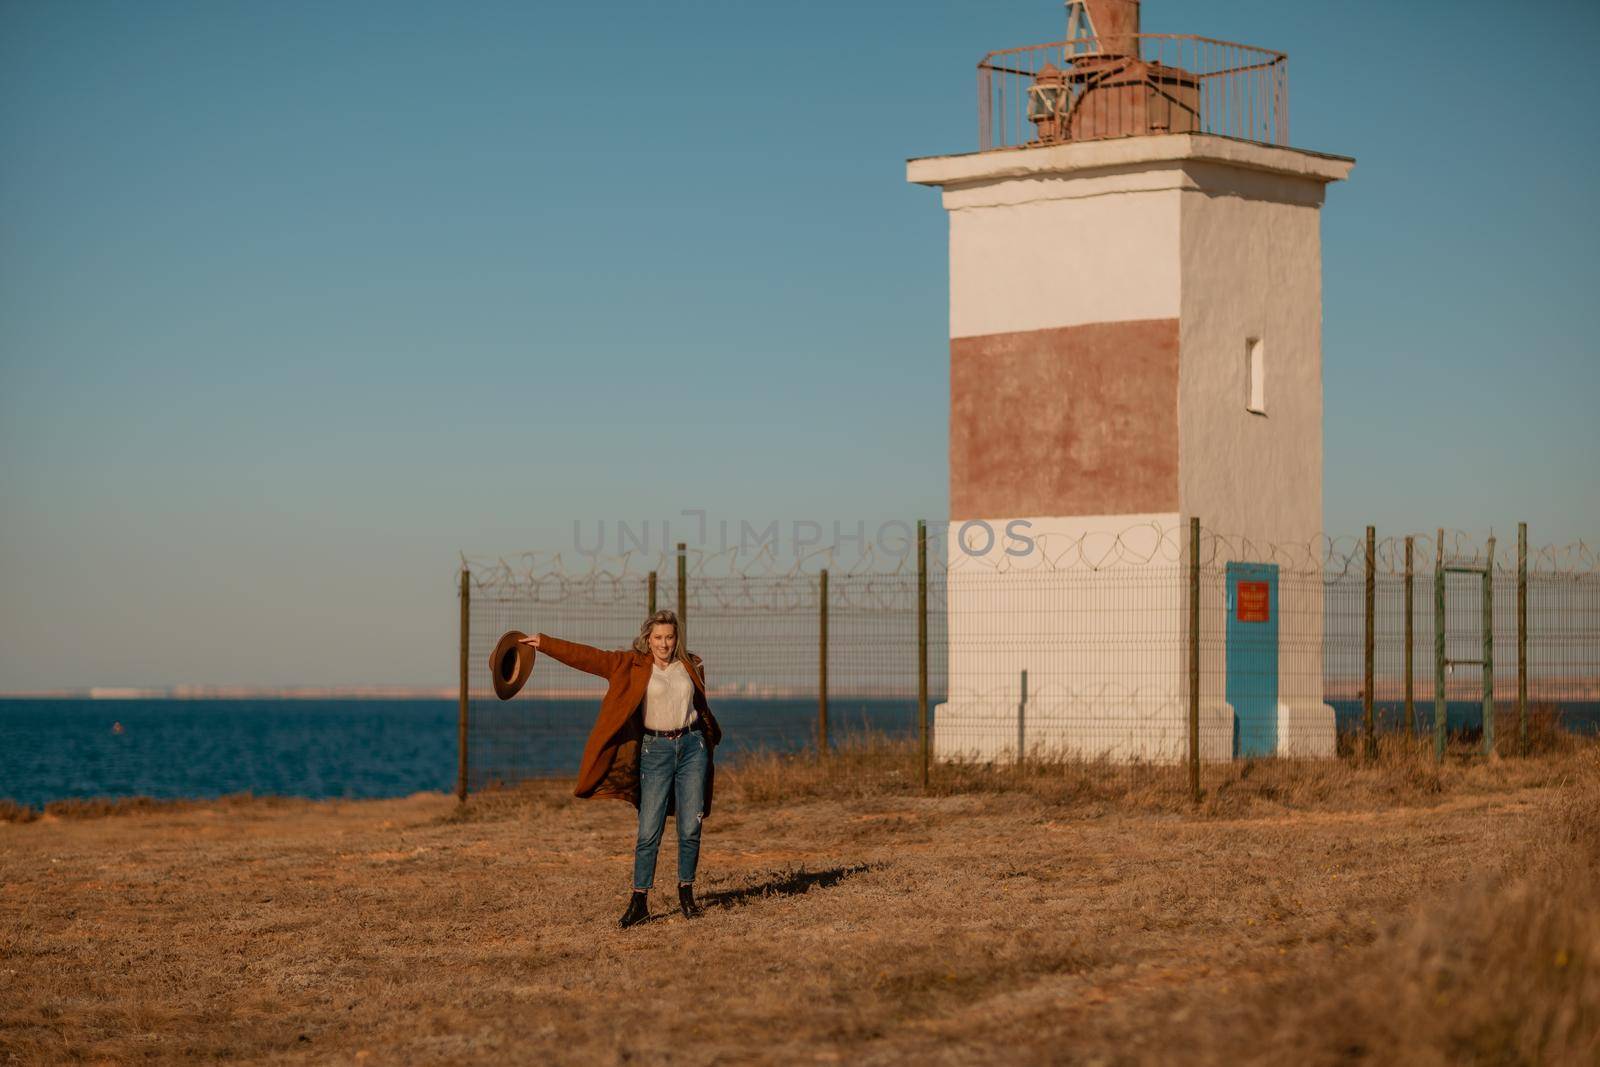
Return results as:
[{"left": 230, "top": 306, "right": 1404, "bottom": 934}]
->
[
  {"left": 977, "top": 35, "right": 1290, "bottom": 153},
  {"left": 454, "top": 523, "right": 1598, "bottom": 800}
]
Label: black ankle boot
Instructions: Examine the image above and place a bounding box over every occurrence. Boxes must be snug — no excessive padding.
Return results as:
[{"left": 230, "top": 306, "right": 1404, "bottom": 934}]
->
[
  {"left": 619, "top": 890, "right": 649, "bottom": 929},
  {"left": 678, "top": 883, "right": 704, "bottom": 920}
]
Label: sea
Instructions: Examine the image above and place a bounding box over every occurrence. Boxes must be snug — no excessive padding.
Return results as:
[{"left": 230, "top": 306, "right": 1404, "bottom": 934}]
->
[{"left": 1, "top": 697, "right": 1596, "bottom": 810}]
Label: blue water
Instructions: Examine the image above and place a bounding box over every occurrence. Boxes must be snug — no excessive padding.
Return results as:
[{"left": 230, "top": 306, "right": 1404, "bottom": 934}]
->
[
  {"left": 0, "top": 699, "right": 459, "bottom": 809},
  {"left": 2, "top": 697, "right": 1594, "bottom": 809},
  {"left": 0, "top": 698, "right": 919, "bottom": 809},
  {"left": 1326, "top": 700, "right": 1600, "bottom": 738}
]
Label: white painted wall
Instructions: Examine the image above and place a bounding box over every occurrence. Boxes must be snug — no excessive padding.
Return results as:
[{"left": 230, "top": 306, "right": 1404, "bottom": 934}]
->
[
  {"left": 935, "top": 512, "right": 1229, "bottom": 764},
  {"left": 912, "top": 135, "right": 1353, "bottom": 345},
  {"left": 947, "top": 188, "right": 1181, "bottom": 338},
  {"left": 1177, "top": 166, "right": 1328, "bottom": 548},
  {"left": 1177, "top": 162, "right": 1343, "bottom": 756}
]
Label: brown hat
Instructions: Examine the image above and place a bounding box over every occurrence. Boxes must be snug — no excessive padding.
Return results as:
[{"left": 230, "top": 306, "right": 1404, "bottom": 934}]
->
[{"left": 490, "top": 630, "right": 536, "bottom": 701}]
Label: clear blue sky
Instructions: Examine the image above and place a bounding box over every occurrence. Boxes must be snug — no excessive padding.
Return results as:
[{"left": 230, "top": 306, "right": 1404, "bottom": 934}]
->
[{"left": 3, "top": 0, "right": 1597, "bottom": 689}]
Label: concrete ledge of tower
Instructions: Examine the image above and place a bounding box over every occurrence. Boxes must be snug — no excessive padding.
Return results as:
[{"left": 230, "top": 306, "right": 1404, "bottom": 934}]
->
[{"left": 907, "top": 132, "right": 1355, "bottom": 188}]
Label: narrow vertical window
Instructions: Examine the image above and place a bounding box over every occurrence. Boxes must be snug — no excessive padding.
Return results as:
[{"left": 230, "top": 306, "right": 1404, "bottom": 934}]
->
[{"left": 1246, "top": 337, "right": 1266, "bottom": 415}]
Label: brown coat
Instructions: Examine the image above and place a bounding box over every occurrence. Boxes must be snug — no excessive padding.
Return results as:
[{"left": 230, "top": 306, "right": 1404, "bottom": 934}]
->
[{"left": 535, "top": 633, "right": 723, "bottom": 817}]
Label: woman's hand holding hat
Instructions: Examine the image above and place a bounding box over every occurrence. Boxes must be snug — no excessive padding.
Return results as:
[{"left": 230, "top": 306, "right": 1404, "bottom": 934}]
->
[{"left": 490, "top": 631, "right": 538, "bottom": 700}]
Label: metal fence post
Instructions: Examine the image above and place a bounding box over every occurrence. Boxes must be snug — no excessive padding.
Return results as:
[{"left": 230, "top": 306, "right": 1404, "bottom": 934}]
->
[
  {"left": 1483, "top": 535, "right": 1495, "bottom": 756},
  {"left": 457, "top": 566, "right": 470, "bottom": 803},
  {"left": 648, "top": 570, "right": 657, "bottom": 616},
  {"left": 1017, "top": 669, "right": 1028, "bottom": 767},
  {"left": 1434, "top": 529, "right": 1446, "bottom": 763},
  {"left": 1405, "top": 536, "right": 1415, "bottom": 740},
  {"left": 1188, "top": 516, "right": 1200, "bottom": 805},
  {"left": 917, "top": 520, "right": 929, "bottom": 792},
  {"left": 1364, "top": 525, "right": 1376, "bottom": 759},
  {"left": 819, "top": 568, "right": 829, "bottom": 758},
  {"left": 676, "top": 542, "right": 687, "bottom": 642},
  {"left": 1517, "top": 523, "right": 1528, "bottom": 757}
]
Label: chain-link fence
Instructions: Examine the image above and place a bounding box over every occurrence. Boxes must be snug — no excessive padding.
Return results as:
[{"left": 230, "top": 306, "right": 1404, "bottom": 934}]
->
[{"left": 458, "top": 523, "right": 1599, "bottom": 801}]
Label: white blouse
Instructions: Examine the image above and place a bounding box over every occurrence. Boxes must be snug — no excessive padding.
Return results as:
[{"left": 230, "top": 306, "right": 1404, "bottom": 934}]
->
[{"left": 643, "top": 659, "right": 697, "bottom": 732}]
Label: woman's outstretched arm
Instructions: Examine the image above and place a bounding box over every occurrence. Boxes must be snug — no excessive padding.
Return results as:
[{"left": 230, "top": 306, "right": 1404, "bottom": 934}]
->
[{"left": 521, "top": 633, "right": 630, "bottom": 678}]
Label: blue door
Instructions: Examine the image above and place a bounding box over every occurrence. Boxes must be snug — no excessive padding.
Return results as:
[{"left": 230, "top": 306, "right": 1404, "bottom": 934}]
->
[{"left": 1226, "top": 562, "right": 1279, "bottom": 757}]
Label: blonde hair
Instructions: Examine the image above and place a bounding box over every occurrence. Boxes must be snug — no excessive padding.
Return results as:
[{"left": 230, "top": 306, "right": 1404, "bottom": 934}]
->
[{"left": 632, "top": 610, "right": 695, "bottom": 665}]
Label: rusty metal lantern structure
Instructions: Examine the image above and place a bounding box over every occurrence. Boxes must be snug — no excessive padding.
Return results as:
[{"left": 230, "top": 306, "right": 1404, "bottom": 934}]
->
[
  {"left": 982, "top": 0, "right": 1291, "bottom": 151},
  {"left": 1026, "top": 0, "right": 1201, "bottom": 146},
  {"left": 1026, "top": 63, "right": 1072, "bottom": 143}
]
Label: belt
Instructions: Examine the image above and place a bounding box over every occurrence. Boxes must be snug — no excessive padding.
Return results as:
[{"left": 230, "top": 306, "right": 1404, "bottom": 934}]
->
[{"left": 643, "top": 725, "right": 699, "bottom": 739}]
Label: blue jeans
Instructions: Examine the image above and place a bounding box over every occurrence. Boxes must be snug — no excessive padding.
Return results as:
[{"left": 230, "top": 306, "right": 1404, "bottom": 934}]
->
[{"left": 632, "top": 730, "right": 709, "bottom": 891}]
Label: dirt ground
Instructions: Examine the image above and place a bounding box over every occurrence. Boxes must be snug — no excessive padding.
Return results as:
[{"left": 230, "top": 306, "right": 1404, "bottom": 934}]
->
[{"left": 2, "top": 746, "right": 1596, "bottom": 1065}]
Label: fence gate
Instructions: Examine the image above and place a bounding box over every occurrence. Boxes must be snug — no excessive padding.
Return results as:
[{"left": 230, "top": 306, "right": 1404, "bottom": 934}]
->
[{"left": 1434, "top": 539, "right": 1495, "bottom": 760}]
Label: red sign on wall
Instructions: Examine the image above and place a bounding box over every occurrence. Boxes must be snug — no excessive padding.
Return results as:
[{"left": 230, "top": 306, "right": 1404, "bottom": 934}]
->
[{"left": 1236, "top": 581, "right": 1270, "bottom": 622}]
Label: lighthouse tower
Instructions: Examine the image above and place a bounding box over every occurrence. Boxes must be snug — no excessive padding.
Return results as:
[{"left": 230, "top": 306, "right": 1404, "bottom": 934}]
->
[{"left": 910, "top": 1, "right": 1353, "bottom": 763}]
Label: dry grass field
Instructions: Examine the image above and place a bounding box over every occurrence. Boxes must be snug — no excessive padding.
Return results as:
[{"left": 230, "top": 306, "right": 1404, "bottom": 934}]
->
[{"left": 2, "top": 738, "right": 1597, "bottom": 1065}]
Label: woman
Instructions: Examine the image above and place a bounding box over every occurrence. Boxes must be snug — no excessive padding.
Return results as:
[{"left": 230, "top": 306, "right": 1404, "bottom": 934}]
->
[{"left": 518, "top": 610, "right": 721, "bottom": 928}]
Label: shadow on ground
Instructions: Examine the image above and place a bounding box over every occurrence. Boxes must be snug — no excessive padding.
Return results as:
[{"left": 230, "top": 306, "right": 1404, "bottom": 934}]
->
[{"left": 704, "top": 864, "right": 876, "bottom": 909}]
